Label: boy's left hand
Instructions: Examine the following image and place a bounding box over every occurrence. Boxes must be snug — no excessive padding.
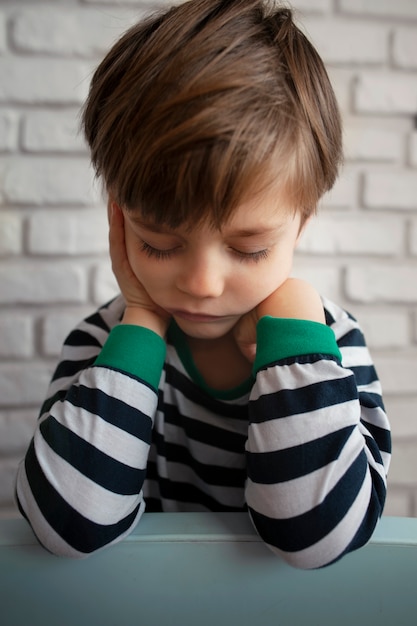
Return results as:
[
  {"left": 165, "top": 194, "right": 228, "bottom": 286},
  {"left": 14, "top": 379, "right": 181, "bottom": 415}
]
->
[{"left": 233, "top": 278, "right": 325, "bottom": 363}]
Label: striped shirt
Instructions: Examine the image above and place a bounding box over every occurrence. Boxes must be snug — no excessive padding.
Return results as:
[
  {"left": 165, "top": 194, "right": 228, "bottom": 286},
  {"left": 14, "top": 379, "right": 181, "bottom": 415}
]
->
[{"left": 16, "top": 294, "right": 391, "bottom": 568}]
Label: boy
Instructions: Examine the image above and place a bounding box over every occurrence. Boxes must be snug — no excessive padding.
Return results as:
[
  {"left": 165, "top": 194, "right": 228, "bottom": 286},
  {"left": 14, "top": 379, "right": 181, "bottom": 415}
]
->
[{"left": 16, "top": 0, "right": 391, "bottom": 569}]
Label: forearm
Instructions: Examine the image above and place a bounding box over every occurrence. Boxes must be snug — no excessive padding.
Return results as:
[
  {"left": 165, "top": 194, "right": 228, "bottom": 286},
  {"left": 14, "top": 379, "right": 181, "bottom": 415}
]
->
[
  {"left": 245, "top": 316, "right": 391, "bottom": 569},
  {"left": 16, "top": 324, "right": 166, "bottom": 557}
]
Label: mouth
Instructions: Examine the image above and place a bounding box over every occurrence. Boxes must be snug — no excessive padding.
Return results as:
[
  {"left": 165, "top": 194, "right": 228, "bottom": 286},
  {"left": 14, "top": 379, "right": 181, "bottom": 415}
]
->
[{"left": 169, "top": 309, "right": 226, "bottom": 323}]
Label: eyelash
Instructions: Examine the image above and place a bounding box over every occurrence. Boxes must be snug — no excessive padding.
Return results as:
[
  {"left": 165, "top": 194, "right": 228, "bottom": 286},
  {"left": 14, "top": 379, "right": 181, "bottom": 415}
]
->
[
  {"left": 140, "top": 241, "right": 269, "bottom": 263},
  {"left": 140, "top": 242, "right": 175, "bottom": 260},
  {"left": 233, "top": 248, "right": 269, "bottom": 263}
]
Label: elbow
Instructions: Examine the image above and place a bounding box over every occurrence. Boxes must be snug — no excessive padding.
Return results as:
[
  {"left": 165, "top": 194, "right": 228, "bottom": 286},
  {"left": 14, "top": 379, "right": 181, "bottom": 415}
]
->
[
  {"left": 16, "top": 495, "right": 143, "bottom": 559},
  {"left": 258, "top": 535, "right": 349, "bottom": 571},
  {"left": 25, "top": 517, "right": 134, "bottom": 559},
  {"left": 249, "top": 497, "right": 384, "bottom": 570},
  {"left": 35, "top": 535, "right": 93, "bottom": 560},
  {"left": 258, "top": 532, "right": 347, "bottom": 570},
  {"left": 20, "top": 514, "right": 108, "bottom": 559}
]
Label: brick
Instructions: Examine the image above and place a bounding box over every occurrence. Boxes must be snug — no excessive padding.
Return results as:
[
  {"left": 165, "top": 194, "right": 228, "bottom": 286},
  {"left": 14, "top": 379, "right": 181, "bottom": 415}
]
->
[
  {"left": 92, "top": 262, "right": 119, "bottom": 305},
  {"left": 1, "top": 157, "right": 98, "bottom": 206},
  {"left": 0, "top": 111, "right": 19, "bottom": 152},
  {"left": 387, "top": 440, "right": 417, "bottom": 487},
  {"left": 0, "top": 59, "right": 88, "bottom": 104},
  {"left": 0, "top": 262, "right": 88, "bottom": 304},
  {"left": 0, "top": 506, "right": 20, "bottom": 519},
  {"left": 409, "top": 132, "right": 417, "bottom": 168},
  {"left": 346, "top": 264, "right": 417, "bottom": 303},
  {"left": 298, "top": 214, "right": 404, "bottom": 256},
  {"left": 325, "top": 69, "right": 355, "bottom": 115},
  {"left": 384, "top": 396, "right": 417, "bottom": 438},
  {"left": 41, "top": 308, "right": 93, "bottom": 357},
  {"left": 363, "top": 171, "right": 417, "bottom": 210},
  {"left": 11, "top": 8, "right": 137, "bottom": 57},
  {"left": 320, "top": 168, "right": 357, "bottom": 209},
  {"left": 383, "top": 488, "right": 412, "bottom": 517},
  {"left": 285, "top": 0, "right": 332, "bottom": 10},
  {"left": 339, "top": 0, "right": 417, "bottom": 19},
  {"left": 22, "top": 110, "right": 87, "bottom": 153},
  {"left": 0, "top": 12, "right": 5, "bottom": 54},
  {"left": 392, "top": 27, "right": 417, "bottom": 69},
  {"left": 414, "top": 311, "right": 417, "bottom": 342},
  {"left": 409, "top": 219, "right": 417, "bottom": 256},
  {"left": 0, "top": 314, "right": 34, "bottom": 358},
  {"left": 84, "top": 0, "right": 174, "bottom": 5},
  {"left": 344, "top": 126, "right": 403, "bottom": 162},
  {"left": 292, "top": 261, "right": 342, "bottom": 302},
  {"left": 0, "top": 362, "right": 53, "bottom": 406},
  {"left": 0, "top": 410, "right": 35, "bottom": 455},
  {"left": 354, "top": 72, "right": 417, "bottom": 115},
  {"left": 302, "top": 19, "right": 387, "bottom": 65},
  {"left": 28, "top": 209, "right": 108, "bottom": 255},
  {"left": 354, "top": 311, "right": 409, "bottom": 349},
  {"left": 373, "top": 354, "right": 417, "bottom": 395},
  {"left": 0, "top": 212, "right": 22, "bottom": 256},
  {"left": 0, "top": 457, "right": 20, "bottom": 508}
]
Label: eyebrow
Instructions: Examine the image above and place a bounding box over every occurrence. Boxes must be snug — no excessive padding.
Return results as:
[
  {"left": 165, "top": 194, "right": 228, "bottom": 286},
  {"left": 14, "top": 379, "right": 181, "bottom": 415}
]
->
[
  {"left": 127, "top": 216, "right": 172, "bottom": 233},
  {"left": 227, "top": 226, "right": 282, "bottom": 238},
  {"left": 127, "top": 213, "right": 286, "bottom": 238}
]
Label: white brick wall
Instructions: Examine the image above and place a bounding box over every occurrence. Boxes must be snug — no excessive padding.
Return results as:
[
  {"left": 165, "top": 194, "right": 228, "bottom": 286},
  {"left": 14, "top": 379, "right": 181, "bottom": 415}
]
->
[{"left": 0, "top": 0, "right": 416, "bottom": 521}]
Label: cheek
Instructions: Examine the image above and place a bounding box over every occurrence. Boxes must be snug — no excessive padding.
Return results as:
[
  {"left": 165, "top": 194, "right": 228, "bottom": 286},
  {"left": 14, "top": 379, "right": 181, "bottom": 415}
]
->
[
  {"left": 127, "top": 253, "right": 172, "bottom": 296},
  {"left": 246, "top": 255, "right": 294, "bottom": 299},
  {"left": 233, "top": 268, "right": 278, "bottom": 307}
]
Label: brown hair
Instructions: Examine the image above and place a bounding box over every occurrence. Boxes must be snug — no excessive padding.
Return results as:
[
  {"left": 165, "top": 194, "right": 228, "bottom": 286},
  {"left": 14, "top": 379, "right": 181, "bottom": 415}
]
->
[{"left": 82, "top": 0, "right": 342, "bottom": 228}]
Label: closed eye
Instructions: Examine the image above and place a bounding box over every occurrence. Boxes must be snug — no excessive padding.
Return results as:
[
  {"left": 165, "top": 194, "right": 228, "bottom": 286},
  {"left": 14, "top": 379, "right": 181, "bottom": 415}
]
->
[
  {"left": 232, "top": 248, "right": 269, "bottom": 262},
  {"left": 140, "top": 241, "right": 179, "bottom": 260},
  {"left": 140, "top": 240, "right": 269, "bottom": 263}
]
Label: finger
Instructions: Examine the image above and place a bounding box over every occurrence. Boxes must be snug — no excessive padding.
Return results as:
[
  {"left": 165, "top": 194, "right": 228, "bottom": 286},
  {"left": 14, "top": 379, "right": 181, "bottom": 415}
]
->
[
  {"left": 239, "top": 343, "right": 257, "bottom": 363},
  {"left": 109, "top": 201, "right": 124, "bottom": 235},
  {"left": 233, "top": 310, "right": 258, "bottom": 364},
  {"left": 109, "top": 203, "right": 125, "bottom": 257},
  {"left": 109, "top": 203, "right": 133, "bottom": 284}
]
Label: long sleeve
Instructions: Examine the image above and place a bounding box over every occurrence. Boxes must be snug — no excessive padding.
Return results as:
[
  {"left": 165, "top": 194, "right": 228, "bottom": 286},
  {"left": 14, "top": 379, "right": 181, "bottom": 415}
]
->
[
  {"left": 15, "top": 298, "right": 166, "bottom": 558},
  {"left": 245, "top": 306, "right": 391, "bottom": 569}
]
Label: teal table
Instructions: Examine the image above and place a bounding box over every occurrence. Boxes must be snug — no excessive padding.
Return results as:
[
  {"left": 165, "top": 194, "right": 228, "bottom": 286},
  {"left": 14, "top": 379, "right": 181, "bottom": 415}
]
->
[{"left": 1, "top": 513, "right": 416, "bottom": 625}]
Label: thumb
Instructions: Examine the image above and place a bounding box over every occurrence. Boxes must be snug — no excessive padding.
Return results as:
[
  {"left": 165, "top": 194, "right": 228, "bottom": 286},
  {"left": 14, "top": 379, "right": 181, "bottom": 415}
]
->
[{"left": 233, "top": 310, "right": 259, "bottom": 364}]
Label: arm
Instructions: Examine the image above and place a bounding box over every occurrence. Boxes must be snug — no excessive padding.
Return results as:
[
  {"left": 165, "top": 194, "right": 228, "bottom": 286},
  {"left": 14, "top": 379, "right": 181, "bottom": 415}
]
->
[
  {"left": 16, "top": 203, "right": 170, "bottom": 558},
  {"left": 241, "top": 281, "right": 391, "bottom": 569},
  {"left": 15, "top": 303, "right": 167, "bottom": 558}
]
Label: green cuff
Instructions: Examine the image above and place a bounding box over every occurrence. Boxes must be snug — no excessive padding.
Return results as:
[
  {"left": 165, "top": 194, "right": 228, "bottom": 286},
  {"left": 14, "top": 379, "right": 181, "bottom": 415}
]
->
[
  {"left": 253, "top": 316, "right": 341, "bottom": 373},
  {"left": 94, "top": 324, "right": 166, "bottom": 390}
]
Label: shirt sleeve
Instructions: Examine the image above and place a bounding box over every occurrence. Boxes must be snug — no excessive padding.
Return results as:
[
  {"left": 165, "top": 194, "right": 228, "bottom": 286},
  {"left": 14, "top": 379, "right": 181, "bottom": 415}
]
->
[
  {"left": 15, "top": 300, "right": 166, "bottom": 558},
  {"left": 245, "top": 311, "right": 391, "bottom": 569}
]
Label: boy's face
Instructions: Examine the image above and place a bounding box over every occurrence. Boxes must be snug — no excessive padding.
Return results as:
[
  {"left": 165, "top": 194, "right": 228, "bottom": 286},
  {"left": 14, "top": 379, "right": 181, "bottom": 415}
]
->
[{"left": 123, "top": 190, "right": 305, "bottom": 341}]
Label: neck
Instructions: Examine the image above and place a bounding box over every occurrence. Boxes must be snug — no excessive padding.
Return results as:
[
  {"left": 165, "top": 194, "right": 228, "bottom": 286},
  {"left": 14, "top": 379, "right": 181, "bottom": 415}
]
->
[{"left": 186, "top": 332, "right": 252, "bottom": 391}]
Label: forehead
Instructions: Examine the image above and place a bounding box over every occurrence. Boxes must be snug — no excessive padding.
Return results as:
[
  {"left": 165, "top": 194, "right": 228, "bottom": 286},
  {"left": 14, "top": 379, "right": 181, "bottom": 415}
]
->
[
  {"left": 126, "top": 184, "right": 299, "bottom": 234},
  {"left": 226, "top": 188, "right": 298, "bottom": 231}
]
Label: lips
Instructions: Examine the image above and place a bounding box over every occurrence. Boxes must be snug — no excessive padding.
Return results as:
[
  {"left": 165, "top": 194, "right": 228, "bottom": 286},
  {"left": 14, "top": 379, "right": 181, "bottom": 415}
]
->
[{"left": 169, "top": 309, "right": 224, "bottom": 323}]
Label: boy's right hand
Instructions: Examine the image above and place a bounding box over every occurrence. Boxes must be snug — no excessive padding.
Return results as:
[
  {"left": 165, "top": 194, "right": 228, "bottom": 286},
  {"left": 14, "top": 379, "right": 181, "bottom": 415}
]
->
[{"left": 109, "top": 201, "right": 170, "bottom": 337}]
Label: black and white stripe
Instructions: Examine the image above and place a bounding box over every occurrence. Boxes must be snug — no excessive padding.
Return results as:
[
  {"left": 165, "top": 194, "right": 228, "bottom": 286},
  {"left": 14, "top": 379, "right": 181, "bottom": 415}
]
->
[{"left": 16, "top": 295, "right": 391, "bottom": 567}]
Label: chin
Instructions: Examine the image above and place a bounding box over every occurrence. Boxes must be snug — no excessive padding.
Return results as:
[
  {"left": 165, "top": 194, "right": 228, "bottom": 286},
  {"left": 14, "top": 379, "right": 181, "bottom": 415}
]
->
[{"left": 173, "top": 317, "right": 238, "bottom": 340}]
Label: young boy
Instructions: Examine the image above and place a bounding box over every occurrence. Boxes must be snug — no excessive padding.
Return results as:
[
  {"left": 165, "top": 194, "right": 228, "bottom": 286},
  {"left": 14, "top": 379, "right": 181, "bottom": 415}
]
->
[{"left": 16, "top": 0, "right": 391, "bottom": 569}]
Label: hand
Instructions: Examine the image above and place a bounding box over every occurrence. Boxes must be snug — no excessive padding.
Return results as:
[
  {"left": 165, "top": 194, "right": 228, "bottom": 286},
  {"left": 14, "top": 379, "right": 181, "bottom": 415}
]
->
[
  {"left": 257, "top": 278, "right": 325, "bottom": 323},
  {"left": 109, "top": 201, "right": 170, "bottom": 336},
  {"left": 233, "top": 278, "right": 325, "bottom": 363}
]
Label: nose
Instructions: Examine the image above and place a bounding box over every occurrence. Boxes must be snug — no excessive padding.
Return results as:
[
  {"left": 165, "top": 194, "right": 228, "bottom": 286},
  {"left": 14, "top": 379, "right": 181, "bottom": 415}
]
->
[{"left": 176, "top": 252, "right": 225, "bottom": 299}]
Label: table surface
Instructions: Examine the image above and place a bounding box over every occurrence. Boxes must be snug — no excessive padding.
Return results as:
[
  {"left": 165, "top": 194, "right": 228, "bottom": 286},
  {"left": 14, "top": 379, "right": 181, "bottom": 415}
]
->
[{"left": 1, "top": 513, "right": 417, "bottom": 626}]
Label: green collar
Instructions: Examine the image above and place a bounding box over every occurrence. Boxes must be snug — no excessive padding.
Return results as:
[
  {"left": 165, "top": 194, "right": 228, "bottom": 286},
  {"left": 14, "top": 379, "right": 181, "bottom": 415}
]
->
[{"left": 167, "top": 321, "right": 253, "bottom": 401}]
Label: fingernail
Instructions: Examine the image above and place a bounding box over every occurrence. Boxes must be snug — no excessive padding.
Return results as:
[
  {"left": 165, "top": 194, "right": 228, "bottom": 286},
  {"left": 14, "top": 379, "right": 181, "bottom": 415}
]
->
[{"left": 111, "top": 202, "right": 119, "bottom": 218}]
